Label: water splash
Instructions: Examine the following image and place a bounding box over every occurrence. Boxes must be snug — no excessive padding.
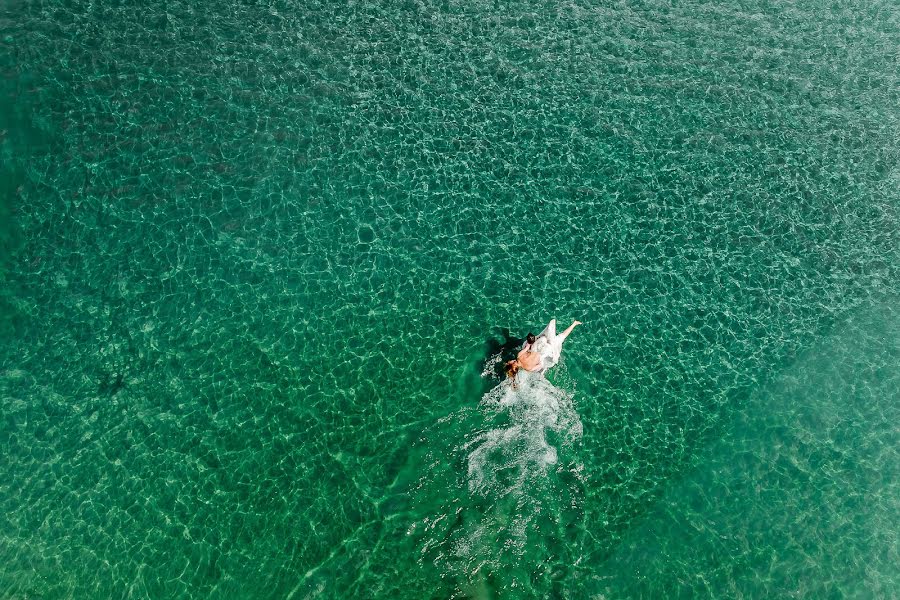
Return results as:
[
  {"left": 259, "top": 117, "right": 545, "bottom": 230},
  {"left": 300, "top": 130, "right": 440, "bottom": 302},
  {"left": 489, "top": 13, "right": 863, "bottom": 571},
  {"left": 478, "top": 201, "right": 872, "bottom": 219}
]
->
[
  {"left": 412, "top": 354, "right": 584, "bottom": 595},
  {"left": 467, "top": 370, "right": 582, "bottom": 497}
]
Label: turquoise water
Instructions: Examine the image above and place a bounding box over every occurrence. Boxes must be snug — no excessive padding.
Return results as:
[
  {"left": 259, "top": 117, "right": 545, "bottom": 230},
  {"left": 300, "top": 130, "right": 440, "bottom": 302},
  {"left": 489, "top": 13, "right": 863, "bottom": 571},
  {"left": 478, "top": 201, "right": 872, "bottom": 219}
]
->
[{"left": 2, "top": 0, "right": 898, "bottom": 597}]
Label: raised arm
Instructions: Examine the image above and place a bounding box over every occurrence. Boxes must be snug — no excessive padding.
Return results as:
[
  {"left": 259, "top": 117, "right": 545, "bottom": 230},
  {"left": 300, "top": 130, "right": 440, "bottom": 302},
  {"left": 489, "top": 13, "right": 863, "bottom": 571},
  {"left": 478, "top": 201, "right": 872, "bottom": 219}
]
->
[{"left": 557, "top": 320, "right": 582, "bottom": 345}]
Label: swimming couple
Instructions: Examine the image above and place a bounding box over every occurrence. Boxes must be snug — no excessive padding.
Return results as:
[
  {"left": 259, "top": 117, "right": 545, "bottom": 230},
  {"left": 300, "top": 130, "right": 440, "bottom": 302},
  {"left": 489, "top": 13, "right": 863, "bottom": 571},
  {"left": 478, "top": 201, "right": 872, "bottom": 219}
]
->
[{"left": 505, "top": 319, "right": 582, "bottom": 379}]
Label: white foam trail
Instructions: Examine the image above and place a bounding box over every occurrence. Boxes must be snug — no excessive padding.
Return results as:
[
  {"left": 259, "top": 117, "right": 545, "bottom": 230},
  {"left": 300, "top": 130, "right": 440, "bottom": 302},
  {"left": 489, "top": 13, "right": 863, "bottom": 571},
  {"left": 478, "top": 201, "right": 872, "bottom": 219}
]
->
[
  {"left": 413, "top": 352, "right": 583, "bottom": 587},
  {"left": 448, "top": 363, "right": 583, "bottom": 576},
  {"left": 468, "top": 372, "right": 581, "bottom": 496}
]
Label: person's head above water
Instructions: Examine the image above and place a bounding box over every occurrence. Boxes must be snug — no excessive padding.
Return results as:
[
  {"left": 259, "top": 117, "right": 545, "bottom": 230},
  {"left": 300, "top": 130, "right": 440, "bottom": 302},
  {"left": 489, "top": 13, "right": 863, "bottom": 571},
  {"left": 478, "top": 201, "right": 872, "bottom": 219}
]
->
[
  {"left": 526, "top": 332, "right": 536, "bottom": 345},
  {"left": 505, "top": 360, "right": 520, "bottom": 378}
]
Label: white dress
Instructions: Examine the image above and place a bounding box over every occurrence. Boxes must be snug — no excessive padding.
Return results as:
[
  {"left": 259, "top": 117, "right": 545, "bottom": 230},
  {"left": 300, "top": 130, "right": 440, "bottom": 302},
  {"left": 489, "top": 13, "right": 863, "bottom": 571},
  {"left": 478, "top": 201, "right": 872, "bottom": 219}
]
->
[{"left": 530, "top": 319, "right": 562, "bottom": 373}]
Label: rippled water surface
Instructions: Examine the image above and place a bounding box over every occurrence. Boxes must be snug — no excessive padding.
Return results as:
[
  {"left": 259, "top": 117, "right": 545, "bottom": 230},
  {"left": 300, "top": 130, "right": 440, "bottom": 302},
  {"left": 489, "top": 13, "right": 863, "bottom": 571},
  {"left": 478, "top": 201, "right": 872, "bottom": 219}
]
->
[{"left": 1, "top": 0, "right": 898, "bottom": 597}]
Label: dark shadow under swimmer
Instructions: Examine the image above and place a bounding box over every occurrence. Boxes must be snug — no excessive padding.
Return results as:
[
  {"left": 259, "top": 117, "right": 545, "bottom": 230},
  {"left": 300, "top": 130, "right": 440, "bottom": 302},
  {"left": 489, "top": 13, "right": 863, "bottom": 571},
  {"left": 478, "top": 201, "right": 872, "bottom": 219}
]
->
[{"left": 483, "top": 328, "right": 536, "bottom": 379}]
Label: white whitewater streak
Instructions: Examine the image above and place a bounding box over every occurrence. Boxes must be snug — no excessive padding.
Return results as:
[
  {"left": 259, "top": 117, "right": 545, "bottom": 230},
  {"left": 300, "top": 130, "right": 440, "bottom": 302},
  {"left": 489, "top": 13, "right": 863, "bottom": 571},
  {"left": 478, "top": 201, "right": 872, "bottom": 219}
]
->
[
  {"left": 467, "top": 368, "right": 582, "bottom": 497},
  {"left": 449, "top": 356, "right": 583, "bottom": 568},
  {"left": 408, "top": 351, "right": 584, "bottom": 588}
]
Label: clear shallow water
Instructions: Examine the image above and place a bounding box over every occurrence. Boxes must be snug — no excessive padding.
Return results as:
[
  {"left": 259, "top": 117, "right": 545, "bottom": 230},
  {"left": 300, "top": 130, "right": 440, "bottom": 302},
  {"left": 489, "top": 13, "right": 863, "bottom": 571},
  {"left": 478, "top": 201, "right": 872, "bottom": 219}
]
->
[{"left": 1, "top": 0, "right": 898, "bottom": 598}]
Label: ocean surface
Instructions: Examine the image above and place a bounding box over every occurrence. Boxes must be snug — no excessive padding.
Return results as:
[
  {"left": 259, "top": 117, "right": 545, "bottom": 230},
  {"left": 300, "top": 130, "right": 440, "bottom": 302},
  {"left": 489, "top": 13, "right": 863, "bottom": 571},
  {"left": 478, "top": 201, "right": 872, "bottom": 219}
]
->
[{"left": 2, "top": 0, "right": 898, "bottom": 598}]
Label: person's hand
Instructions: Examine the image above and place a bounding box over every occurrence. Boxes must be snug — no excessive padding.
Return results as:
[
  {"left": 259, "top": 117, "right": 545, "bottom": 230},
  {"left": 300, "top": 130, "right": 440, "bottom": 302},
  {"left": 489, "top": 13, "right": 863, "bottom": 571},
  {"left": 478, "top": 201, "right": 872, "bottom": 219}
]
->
[{"left": 574, "top": 320, "right": 583, "bottom": 326}]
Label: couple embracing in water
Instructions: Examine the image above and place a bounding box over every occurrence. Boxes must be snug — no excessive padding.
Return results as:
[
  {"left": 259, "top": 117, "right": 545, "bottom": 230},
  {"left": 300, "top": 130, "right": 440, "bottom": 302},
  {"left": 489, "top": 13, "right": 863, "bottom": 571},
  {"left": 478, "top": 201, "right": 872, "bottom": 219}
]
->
[{"left": 504, "top": 319, "right": 582, "bottom": 379}]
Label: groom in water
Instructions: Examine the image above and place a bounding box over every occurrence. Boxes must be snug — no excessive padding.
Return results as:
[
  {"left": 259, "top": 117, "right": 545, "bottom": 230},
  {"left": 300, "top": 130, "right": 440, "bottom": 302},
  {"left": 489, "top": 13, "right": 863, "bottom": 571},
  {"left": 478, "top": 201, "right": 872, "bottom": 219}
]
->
[{"left": 505, "top": 320, "right": 582, "bottom": 378}]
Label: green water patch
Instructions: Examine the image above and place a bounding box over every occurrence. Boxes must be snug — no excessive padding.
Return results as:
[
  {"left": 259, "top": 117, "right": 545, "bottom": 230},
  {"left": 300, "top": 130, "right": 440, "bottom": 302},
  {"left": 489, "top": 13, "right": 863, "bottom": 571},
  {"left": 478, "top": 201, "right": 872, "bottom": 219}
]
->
[
  {"left": 0, "top": 15, "right": 55, "bottom": 341},
  {"left": 590, "top": 301, "right": 900, "bottom": 598}
]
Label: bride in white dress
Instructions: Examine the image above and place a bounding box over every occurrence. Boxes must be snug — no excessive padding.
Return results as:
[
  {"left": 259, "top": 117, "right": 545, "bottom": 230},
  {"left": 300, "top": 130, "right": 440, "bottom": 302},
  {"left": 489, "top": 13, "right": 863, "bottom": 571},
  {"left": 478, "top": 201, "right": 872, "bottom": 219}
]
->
[{"left": 505, "top": 319, "right": 582, "bottom": 378}]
